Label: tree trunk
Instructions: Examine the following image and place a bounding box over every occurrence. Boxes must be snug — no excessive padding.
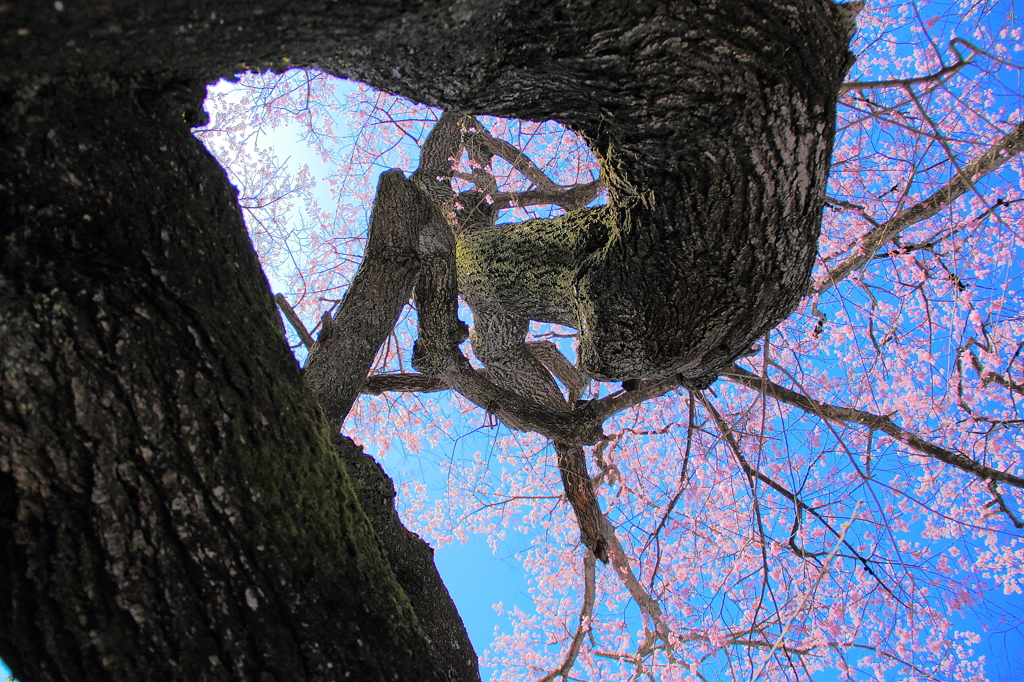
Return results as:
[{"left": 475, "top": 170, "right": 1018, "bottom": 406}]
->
[
  {"left": 1, "top": 1, "right": 855, "bottom": 679},
  {"left": 0, "top": 76, "right": 448, "bottom": 681}
]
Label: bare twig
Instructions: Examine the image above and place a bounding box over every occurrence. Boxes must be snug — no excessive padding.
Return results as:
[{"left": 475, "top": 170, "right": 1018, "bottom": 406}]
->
[
  {"left": 840, "top": 38, "right": 982, "bottom": 92},
  {"left": 986, "top": 481, "right": 1024, "bottom": 529},
  {"left": 724, "top": 363, "right": 1024, "bottom": 489},
  {"left": 749, "top": 504, "right": 861, "bottom": 681}
]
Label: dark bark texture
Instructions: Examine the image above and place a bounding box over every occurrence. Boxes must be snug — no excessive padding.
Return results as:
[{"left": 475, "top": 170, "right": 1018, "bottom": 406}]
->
[
  {"left": 328, "top": 435, "right": 478, "bottom": 682},
  {"left": 0, "top": 78, "right": 443, "bottom": 681},
  {"left": 1, "top": 1, "right": 854, "bottom": 680}
]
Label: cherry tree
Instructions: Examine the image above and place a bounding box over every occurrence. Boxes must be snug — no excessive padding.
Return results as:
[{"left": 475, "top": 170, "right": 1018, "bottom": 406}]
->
[
  {"left": 194, "top": 0, "right": 1024, "bottom": 679},
  {"left": 4, "top": 0, "right": 1022, "bottom": 680}
]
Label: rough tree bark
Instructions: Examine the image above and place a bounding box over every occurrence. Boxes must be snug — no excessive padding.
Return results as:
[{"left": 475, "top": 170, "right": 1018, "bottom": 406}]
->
[
  {"left": 1, "top": 1, "right": 853, "bottom": 680},
  {"left": 0, "top": 77, "right": 445, "bottom": 681}
]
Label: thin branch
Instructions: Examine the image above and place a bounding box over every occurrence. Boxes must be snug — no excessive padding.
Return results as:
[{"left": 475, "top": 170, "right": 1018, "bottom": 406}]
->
[
  {"left": 274, "top": 293, "right": 315, "bottom": 349},
  {"left": 643, "top": 392, "right": 696, "bottom": 588},
  {"left": 966, "top": 344, "right": 1024, "bottom": 397},
  {"left": 987, "top": 481, "right": 1024, "bottom": 529},
  {"left": 814, "top": 120, "right": 1024, "bottom": 295},
  {"left": 724, "top": 363, "right": 1024, "bottom": 489},
  {"left": 489, "top": 181, "right": 603, "bottom": 212},
  {"left": 557, "top": 444, "right": 609, "bottom": 562},
  {"left": 840, "top": 38, "right": 981, "bottom": 92},
  {"left": 750, "top": 504, "right": 861, "bottom": 682},
  {"left": 466, "top": 124, "right": 563, "bottom": 194},
  {"left": 598, "top": 514, "right": 674, "bottom": 664},
  {"left": 538, "top": 551, "right": 597, "bottom": 682},
  {"left": 698, "top": 393, "right": 826, "bottom": 560}
]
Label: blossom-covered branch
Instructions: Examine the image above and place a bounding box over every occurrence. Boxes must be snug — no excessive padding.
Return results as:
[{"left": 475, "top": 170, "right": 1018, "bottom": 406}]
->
[
  {"left": 724, "top": 363, "right": 1024, "bottom": 489},
  {"left": 814, "top": 120, "right": 1024, "bottom": 294}
]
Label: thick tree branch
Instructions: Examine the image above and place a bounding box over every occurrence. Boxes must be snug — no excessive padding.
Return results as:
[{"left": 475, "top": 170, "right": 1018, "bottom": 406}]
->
[
  {"left": 363, "top": 373, "right": 454, "bottom": 394},
  {"left": 471, "top": 305, "right": 569, "bottom": 411},
  {"left": 488, "top": 181, "right": 603, "bottom": 212},
  {"left": 461, "top": 119, "right": 604, "bottom": 211},
  {"left": 0, "top": 76, "right": 445, "bottom": 682},
  {"left": 814, "top": 121, "right": 1024, "bottom": 294},
  {"left": 527, "top": 341, "right": 589, "bottom": 402},
  {"left": 724, "top": 364, "right": 1024, "bottom": 489},
  {"left": 292, "top": 158, "right": 481, "bottom": 681},
  {"left": 360, "top": 370, "right": 680, "bottom": 446},
  {"left": 591, "top": 378, "right": 682, "bottom": 422},
  {"left": 556, "top": 444, "right": 609, "bottom": 563},
  {"left": 304, "top": 169, "right": 428, "bottom": 430},
  {"left": 329, "top": 434, "right": 482, "bottom": 682}
]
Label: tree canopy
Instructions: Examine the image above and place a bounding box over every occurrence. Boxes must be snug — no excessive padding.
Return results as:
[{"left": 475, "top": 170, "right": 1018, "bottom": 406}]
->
[{"left": 2, "top": 0, "right": 1023, "bottom": 681}]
